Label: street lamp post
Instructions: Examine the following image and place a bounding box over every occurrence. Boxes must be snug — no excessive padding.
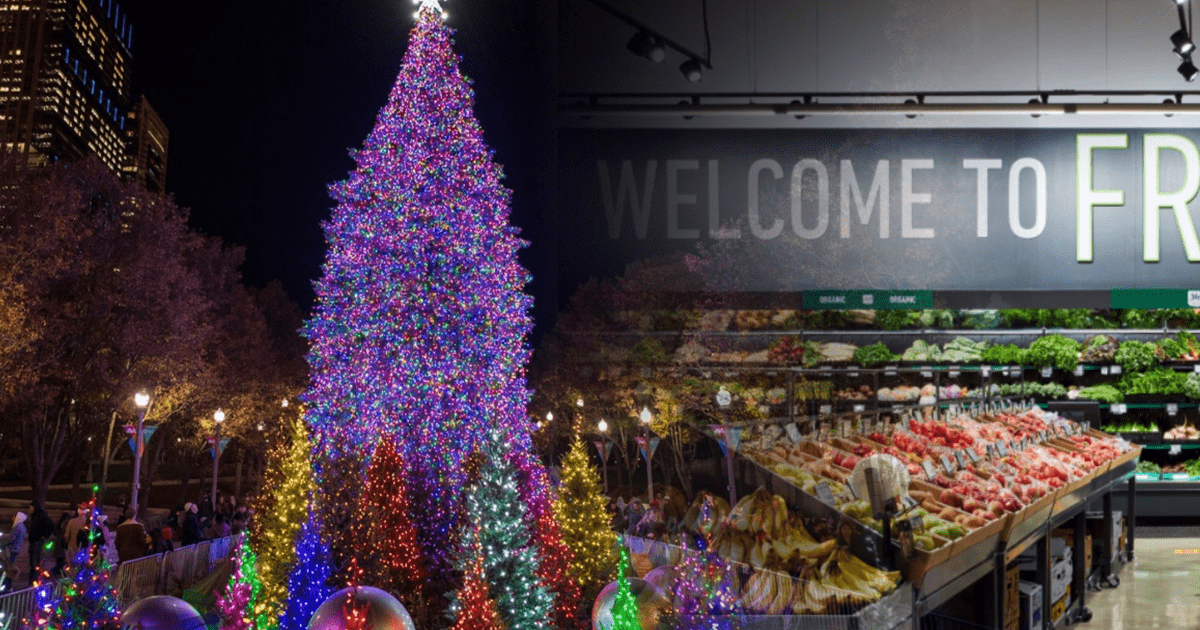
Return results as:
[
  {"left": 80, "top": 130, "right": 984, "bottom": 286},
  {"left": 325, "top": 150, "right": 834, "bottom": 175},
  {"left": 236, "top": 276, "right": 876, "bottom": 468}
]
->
[
  {"left": 639, "top": 406, "right": 654, "bottom": 503},
  {"left": 546, "top": 411, "right": 555, "bottom": 465},
  {"left": 130, "top": 391, "right": 150, "bottom": 519},
  {"left": 595, "top": 419, "right": 612, "bottom": 495},
  {"left": 212, "top": 409, "right": 225, "bottom": 510}
]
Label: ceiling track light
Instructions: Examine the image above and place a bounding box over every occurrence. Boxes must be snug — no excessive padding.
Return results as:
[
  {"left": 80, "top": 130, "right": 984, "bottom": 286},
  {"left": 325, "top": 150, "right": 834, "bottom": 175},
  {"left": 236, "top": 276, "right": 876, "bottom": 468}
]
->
[
  {"left": 626, "top": 31, "right": 666, "bottom": 63},
  {"left": 1173, "top": 29, "right": 1196, "bottom": 58},
  {"left": 1180, "top": 57, "right": 1199, "bottom": 81},
  {"left": 584, "top": 0, "right": 712, "bottom": 83},
  {"left": 1172, "top": 0, "right": 1197, "bottom": 80}
]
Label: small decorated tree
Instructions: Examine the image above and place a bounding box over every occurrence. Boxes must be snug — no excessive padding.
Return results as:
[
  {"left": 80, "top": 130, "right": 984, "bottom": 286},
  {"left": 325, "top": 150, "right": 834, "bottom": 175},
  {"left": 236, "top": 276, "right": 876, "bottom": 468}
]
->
[
  {"left": 253, "top": 416, "right": 314, "bottom": 623},
  {"left": 28, "top": 496, "right": 122, "bottom": 630},
  {"left": 215, "top": 539, "right": 269, "bottom": 630},
  {"left": 553, "top": 438, "right": 618, "bottom": 592},
  {"left": 609, "top": 546, "right": 640, "bottom": 630},
  {"left": 464, "top": 429, "right": 553, "bottom": 630},
  {"left": 353, "top": 436, "right": 427, "bottom": 602},
  {"left": 279, "top": 511, "right": 333, "bottom": 630},
  {"left": 447, "top": 524, "right": 503, "bottom": 630}
]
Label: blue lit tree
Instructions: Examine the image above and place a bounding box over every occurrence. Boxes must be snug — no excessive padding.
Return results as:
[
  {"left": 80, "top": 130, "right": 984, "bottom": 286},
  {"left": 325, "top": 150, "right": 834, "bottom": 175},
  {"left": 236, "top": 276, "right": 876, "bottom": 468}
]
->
[{"left": 279, "top": 511, "right": 333, "bottom": 630}]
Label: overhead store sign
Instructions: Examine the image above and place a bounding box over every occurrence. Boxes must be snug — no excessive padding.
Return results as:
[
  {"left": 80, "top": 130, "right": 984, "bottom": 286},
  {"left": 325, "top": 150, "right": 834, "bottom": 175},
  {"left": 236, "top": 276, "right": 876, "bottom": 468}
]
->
[{"left": 557, "top": 129, "right": 1200, "bottom": 295}]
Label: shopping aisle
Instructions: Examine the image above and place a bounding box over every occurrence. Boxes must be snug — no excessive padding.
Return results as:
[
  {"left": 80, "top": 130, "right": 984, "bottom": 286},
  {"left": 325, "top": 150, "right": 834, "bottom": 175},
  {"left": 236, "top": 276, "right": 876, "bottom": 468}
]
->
[{"left": 1083, "top": 537, "right": 1200, "bottom": 629}]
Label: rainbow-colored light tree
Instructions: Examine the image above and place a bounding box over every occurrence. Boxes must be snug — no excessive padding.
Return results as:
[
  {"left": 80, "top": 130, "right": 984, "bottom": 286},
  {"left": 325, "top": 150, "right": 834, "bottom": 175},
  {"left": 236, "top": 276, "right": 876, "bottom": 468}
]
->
[{"left": 301, "top": 0, "right": 565, "bottom": 619}]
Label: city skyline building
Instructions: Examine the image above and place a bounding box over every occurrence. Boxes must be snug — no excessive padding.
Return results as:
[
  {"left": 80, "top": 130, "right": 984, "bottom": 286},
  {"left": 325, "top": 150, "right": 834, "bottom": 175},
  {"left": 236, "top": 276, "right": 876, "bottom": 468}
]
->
[{"left": 0, "top": 0, "right": 166, "bottom": 188}]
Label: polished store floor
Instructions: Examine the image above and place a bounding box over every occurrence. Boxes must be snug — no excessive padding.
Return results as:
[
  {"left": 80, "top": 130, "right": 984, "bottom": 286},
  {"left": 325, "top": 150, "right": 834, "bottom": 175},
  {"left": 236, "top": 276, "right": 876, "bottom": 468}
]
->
[{"left": 1084, "top": 536, "right": 1200, "bottom": 629}]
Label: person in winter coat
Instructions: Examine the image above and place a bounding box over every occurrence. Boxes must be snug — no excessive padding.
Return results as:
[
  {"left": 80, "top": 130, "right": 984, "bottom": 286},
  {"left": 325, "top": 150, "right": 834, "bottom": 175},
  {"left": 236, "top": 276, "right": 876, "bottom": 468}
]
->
[
  {"left": 181, "top": 503, "right": 202, "bottom": 546},
  {"left": 63, "top": 504, "right": 88, "bottom": 563},
  {"left": 115, "top": 517, "right": 148, "bottom": 564},
  {"left": 26, "top": 502, "right": 54, "bottom": 579},
  {"left": 6, "top": 512, "right": 27, "bottom": 566}
]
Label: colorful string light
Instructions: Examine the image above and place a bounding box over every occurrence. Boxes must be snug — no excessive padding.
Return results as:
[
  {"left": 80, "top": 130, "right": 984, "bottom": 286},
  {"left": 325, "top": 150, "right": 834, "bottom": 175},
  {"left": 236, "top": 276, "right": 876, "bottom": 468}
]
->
[
  {"left": 553, "top": 438, "right": 618, "bottom": 591},
  {"left": 28, "top": 495, "right": 122, "bottom": 630},
  {"left": 253, "top": 416, "right": 314, "bottom": 625},
  {"left": 279, "top": 512, "right": 332, "bottom": 630}
]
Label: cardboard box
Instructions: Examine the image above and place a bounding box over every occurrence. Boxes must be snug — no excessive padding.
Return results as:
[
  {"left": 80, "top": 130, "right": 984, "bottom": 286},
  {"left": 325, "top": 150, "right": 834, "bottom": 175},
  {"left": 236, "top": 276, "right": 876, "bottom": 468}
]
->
[
  {"left": 1050, "top": 556, "right": 1071, "bottom": 602},
  {"left": 1018, "top": 581, "right": 1043, "bottom": 630},
  {"left": 1051, "top": 529, "right": 1093, "bottom": 575},
  {"left": 1050, "top": 584, "right": 1072, "bottom": 625}
]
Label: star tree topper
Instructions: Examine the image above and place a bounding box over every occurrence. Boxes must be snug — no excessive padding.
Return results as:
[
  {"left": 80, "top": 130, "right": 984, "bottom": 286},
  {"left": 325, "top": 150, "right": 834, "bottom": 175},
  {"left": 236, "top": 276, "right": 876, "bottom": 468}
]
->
[{"left": 415, "top": 0, "right": 446, "bottom": 19}]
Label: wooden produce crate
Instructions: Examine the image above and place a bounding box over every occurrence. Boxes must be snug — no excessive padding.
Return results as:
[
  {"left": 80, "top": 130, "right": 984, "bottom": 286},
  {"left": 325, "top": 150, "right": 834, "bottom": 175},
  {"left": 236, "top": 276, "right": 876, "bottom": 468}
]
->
[{"left": 903, "top": 534, "right": 954, "bottom": 589}]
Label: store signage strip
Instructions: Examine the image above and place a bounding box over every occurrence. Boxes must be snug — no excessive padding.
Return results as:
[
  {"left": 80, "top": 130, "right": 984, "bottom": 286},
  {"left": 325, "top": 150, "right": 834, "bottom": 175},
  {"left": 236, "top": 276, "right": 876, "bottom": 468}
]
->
[{"left": 803, "top": 290, "right": 934, "bottom": 310}]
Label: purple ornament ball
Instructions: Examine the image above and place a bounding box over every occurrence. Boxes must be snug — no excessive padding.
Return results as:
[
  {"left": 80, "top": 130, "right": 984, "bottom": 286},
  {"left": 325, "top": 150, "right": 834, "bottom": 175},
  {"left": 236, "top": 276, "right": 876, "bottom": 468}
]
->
[
  {"left": 308, "top": 585, "right": 416, "bottom": 630},
  {"left": 121, "top": 595, "right": 206, "bottom": 630}
]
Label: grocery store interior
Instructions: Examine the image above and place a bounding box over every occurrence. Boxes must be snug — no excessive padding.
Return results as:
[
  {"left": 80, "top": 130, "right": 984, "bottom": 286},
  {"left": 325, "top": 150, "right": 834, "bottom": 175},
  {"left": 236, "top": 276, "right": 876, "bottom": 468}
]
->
[{"left": 543, "top": 1, "right": 1200, "bottom": 629}]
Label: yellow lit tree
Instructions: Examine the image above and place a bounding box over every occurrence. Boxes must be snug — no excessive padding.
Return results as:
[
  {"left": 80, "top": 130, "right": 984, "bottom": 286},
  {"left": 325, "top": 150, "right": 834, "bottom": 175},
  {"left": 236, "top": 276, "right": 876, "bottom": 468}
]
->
[
  {"left": 251, "top": 415, "right": 313, "bottom": 623},
  {"left": 552, "top": 438, "right": 618, "bottom": 598}
]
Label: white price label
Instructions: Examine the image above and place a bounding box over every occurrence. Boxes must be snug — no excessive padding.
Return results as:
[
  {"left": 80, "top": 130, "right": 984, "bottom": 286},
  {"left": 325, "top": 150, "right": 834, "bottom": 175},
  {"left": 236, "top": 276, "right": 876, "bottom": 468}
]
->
[
  {"left": 1041, "top": 366, "right": 1053, "bottom": 378},
  {"left": 1168, "top": 403, "right": 1179, "bottom": 416},
  {"left": 820, "top": 404, "right": 833, "bottom": 415},
  {"left": 785, "top": 423, "right": 803, "bottom": 443},
  {"left": 981, "top": 366, "right": 991, "bottom": 378},
  {"left": 1170, "top": 444, "right": 1182, "bottom": 455},
  {"left": 815, "top": 482, "right": 836, "bottom": 505},
  {"left": 1194, "top": 364, "right": 1200, "bottom": 374},
  {"left": 921, "top": 367, "right": 933, "bottom": 378},
  {"left": 848, "top": 370, "right": 859, "bottom": 378},
  {"left": 1101, "top": 366, "right": 1110, "bottom": 376},
  {"left": 941, "top": 455, "right": 956, "bottom": 474},
  {"left": 885, "top": 366, "right": 898, "bottom": 376},
  {"left": 921, "top": 460, "right": 938, "bottom": 478},
  {"left": 1009, "top": 365, "right": 1020, "bottom": 375},
  {"left": 949, "top": 369, "right": 960, "bottom": 379},
  {"left": 1111, "top": 365, "right": 1122, "bottom": 375},
  {"left": 853, "top": 404, "right": 866, "bottom": 413},
  {"left": 841, "top": 420, "right": 852, "bottom": 436},
  {"left": 1074, "top": 365, "right": 1084, "bottom": 376}
]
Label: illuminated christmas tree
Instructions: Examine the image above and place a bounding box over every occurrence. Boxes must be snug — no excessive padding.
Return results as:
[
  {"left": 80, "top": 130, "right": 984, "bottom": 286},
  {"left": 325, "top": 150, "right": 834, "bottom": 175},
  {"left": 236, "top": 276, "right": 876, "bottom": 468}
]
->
[
  {"left": 609, "top": 546, "right": 640, "bottom": 630},
  {"left": 215, "top": 539, "right": 269, "bottom": 630},
  {"left": 302, "top": 0, "right": 537, "bottom": 608},
  {"left": 553, "top": 438, "right": 618, "bottom": 593},
  {"left": 464, "top": 428, "right": 553, "bottom": 630},
  {"left": 279, "top": 512, "right": 333, "bottom": 630},
  {"left": 447, "top": 524, "right": 504, "bottom": 630},
  {"left": 353, "top": 436, "right": 427, "bottom": 602},
  {"left": 672, "top": 541, "right": 744, "bottom": 629},
  {"left": 516, "top": 451, "right": 582, "bottom": 629},
  {"left": 252, "top": 415, "right": 314, "bottom": 624},
  {"left": 28, "top": 496, "right": 122, "bottom": 630}
]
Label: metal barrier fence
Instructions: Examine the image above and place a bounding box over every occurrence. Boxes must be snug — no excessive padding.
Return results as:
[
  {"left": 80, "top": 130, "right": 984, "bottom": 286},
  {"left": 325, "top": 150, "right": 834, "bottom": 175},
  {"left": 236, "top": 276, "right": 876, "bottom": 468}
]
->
[{"left": 0, "top": 534, "right": 243, "bottom": 624}]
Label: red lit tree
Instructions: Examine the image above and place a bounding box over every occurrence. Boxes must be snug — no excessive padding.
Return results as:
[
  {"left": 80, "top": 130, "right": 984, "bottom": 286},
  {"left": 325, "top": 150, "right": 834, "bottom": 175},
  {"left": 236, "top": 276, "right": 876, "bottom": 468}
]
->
[
  {"left": 449, "top": 525, "right": 504, "bottom": 630},
  {"left": 353, "top": 436, "right": 427, "bottom": 604}
]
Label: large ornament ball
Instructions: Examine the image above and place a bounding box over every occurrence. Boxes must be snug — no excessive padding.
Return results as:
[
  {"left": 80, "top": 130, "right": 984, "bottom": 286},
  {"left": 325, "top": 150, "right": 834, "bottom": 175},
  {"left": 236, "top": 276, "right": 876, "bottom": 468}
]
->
[
  {"left": 592, "top": 578, "right": 674, "bottom": 630},
  {"left": 308, "top": 586, "right": 416, "bottom": 630},
  {"left": 121, "top": 596, "right": 206, "bottom": 630},
  {"left": 642, "top": 565, "right": 678, "bottom": 601}
]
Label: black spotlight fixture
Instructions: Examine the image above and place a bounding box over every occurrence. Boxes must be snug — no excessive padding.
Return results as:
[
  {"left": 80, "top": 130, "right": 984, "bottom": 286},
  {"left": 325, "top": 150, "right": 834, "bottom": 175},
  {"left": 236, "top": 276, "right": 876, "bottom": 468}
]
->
[
  {"left": 1180, "top": 57, "right": 1199, "bottom": 81},
  {"left": 626, "top": 31, "right": 666, "bottom": 63},
  {"left": 1173, "top": 28, "right": 1196, "bottom": 58},
  {"left": 679, "top": 58, "right": 704, "bottom": 83}
]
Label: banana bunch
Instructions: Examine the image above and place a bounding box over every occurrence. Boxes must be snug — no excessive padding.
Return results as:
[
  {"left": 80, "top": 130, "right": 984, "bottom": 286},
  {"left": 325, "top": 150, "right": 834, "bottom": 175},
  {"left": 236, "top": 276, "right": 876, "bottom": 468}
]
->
[
  {"left": 767, "top": 518, "right": 838, "bottom": 571},
  {"left": 740, "top": 569, "right": 797, "bottom": 615},
  {"left": 795, "top": 572, "right": 879, "bottom": 615},
  {"left": 770, "top": 462, "right": 850, "bottom": 498},
  {"left": 712, "top": 528, "right": 755, "bottom": 565},
  {"left": 818, "top": 548, "right": 901, "bottom": 602},
  {"left": 727, "top": 488, "right": 788, "bottom": 538}
]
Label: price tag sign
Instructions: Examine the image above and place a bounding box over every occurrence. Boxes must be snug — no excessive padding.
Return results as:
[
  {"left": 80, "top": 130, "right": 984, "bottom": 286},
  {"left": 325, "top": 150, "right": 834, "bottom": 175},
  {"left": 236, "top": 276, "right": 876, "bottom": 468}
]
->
[
  {"left": 949, "top": 369, "right": 960, "bottom": 379},
  {"left": 1009, "top": 365, "right": 1020, "bottom": 376},
  {"left": 815, "top": 481, "right": 836, "bottom": 506},
  {"left": 1041, "top": 366, "right": 1053, "bottom": 378},
  {"left": 984, "top": 444, "right": 995, "bottom": 458},
  {"left": 1022, "top": 438, "right": 1029, "bottom": 450},
  {"left": 840, "top": 419, "right": 852, "bottom": 437},
  {"left": 1168, "top": 403, "right": 1179, "bottom": 417},
  {"left": 949, "top": 404, "right": 960, "bottom": 416},
  {"left": 997, "top": 441, "right": 1010, "bottom": 456},
  {"left": 1074, "top": 365, "right": 1084, "bottom": 376},
  {"left": 853, "top": 404, "right": 866, "bottom": 413},
  {"left": 966, "top": 448, "right": 982, "bottom": 463},
  {"left": 847, "top": 480, "right": 859, "bottom": 499},
  {"left": 1111, "top": 403, "right": 1124, "bottom": 415},
  {"left": 885, "top": 366, "right": 898, "bottom": 377},
  {"left": 1111, "top": 365, "right": 1122, "bottom": 375},
  {"left": 921, "top": 367, "right": 933, "bottom": 378},
  {"left": 1083, "top": 421, "right": 1090, "bottom": 432},
  {"left": 955, "top": 451, "right": 967, "bottom": 469},
  {"left": 981, "top": 366, "right": 991, "bottom": 378},
  {"left": 785, "top": 423, "right": 803, "bottom": 443},
  {"left": 1194, "top": 364, "right": 1200, "bottom": 374},
  {"left": 1101, "top": 366, "right": 1110, "bottom": 376},
  {"left": 848, "top": 370, "right": 859, "bottom": 378},
  {"left": 921, "top": 460, "right": 938, "bottom": 478},
  {"left": 820, "top": 404, "right": 833, "bottom": 415},
  {"left": 1170, "top": 444, "right": 1182, "bottom": 455},
  {"left": 900, "top": 415, "right": 911, "bottom": 430},
  {"left": 1039, "top": 430, "right": 1048, "bottom": 442},
  {"left": 941, "top": 455, "right": 956, "bottom": 474}
]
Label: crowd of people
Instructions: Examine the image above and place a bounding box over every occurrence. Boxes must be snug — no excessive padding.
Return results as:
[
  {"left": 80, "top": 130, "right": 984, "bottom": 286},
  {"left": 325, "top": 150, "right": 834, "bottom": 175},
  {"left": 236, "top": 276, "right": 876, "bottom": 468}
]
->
[{"left": 0, "top": 493, "right": 252, "bottom": 589}]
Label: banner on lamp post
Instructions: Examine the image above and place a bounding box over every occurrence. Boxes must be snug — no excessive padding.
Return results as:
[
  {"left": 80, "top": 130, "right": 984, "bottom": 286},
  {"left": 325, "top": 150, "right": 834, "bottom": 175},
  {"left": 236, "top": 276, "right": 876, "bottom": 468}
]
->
[
  {"left": 208, "top": 437, "right": 231, "bottom": 460},
  {"left": 593, "top": 440, "right": 613, "bottom": 462},
  {"left": 710, "top": 425, "right": 745, "bottom": 457},
  {"left": 636, "top": 436, "right": 660, "bottom": 462}
]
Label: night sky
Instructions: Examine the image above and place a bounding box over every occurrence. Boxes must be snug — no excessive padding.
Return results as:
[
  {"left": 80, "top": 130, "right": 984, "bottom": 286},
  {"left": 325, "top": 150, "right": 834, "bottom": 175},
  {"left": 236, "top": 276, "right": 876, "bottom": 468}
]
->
[{"left": 118, "top": 0, "right": 551, "bottom": 334}]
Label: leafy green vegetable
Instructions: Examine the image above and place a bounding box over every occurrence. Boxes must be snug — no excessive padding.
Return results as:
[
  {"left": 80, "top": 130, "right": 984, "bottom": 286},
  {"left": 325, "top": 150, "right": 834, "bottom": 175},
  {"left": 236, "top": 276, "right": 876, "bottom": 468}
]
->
[
  {"left": 1103, "top": 420, "right": 1155, "bottom": 432},
  {"left": 1080, "top": 335, "right": 1119, "bottom": 363},
  {"left": 999, "top": 308, "right": 1110, "bottom": 329},
  {"left": 875, "top": 310, "right": 921, "bottom": 331},
  {"left": 1076, "top": 384, "right": 1124, "bottom": 404},
  {"left": 1186, "top": 459, "right": 1200, "bottom": 478},
  {"left": 941, "top": 337, "right": 988, "bottom": 363},
  {"left": 981, "top": 344, "right": 1025, "bottom": 365},
  {"left": 1119, "top": 309, "right": 1165, "bottom": 329},
  {"left": 853, "top": 342, "right": 898, "bottom": 367},
  {"left": 1158, "top": 337, "right": 1187, "bottom": 361},
  {"left": 1118, "top": 368, "right": 1187, "bottom": 395},
  {"left": 1115, "top": 340, "right": 1157, "bottom": 373},
  {"left": 1136, "top": 461, "right": 1161, "bottom": 474},
  {"left": 1025, "top": 334, "right": 1082, "bottom": 371},
  {"left": 1185, "top": 373, "right": 1200, "bottom": 400},
  {"left": 917, "top": 309, "right": 955, "bottom": 328},
  {"left": 997, "top": 382, "right": 1067, "bottom": 399},
  {"left": 902, "top": 339, "right": 942, "bottom": 362}
]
